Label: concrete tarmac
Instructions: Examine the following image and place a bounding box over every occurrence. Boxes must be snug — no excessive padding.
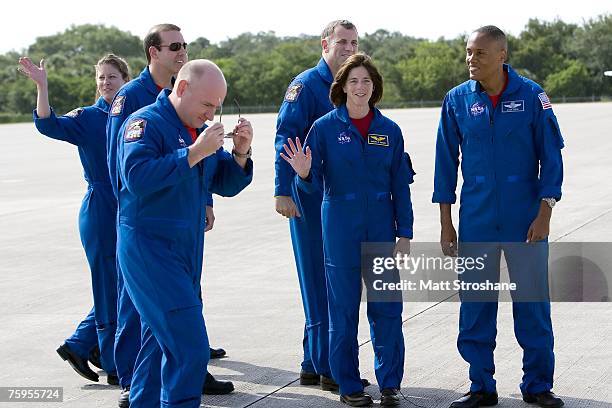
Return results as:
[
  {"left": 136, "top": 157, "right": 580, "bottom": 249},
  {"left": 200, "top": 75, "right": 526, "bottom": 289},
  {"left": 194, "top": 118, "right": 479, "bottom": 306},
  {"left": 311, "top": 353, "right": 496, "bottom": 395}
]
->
[{"left": 0, "top": 102, "right": 610, "bottom": 407}]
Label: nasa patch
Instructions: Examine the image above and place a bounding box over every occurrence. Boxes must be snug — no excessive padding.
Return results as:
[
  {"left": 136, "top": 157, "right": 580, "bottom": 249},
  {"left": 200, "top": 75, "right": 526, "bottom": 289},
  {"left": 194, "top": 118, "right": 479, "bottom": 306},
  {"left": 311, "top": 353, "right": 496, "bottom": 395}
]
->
[
  {"left": 64, "top": 108, "right": 83, "bottom": 118},
  {"left": 469, "top": 102, "right": 486, "bottom": 117},
  {"left": 124, "top": 119, "right": 146, "bottom": 143},
  {"left": 284, "top": 83, "right": 303, "bottom": 102},
  {"left": 337, "top": 131, "right": 351, "bottom": 144},
  {"left": 111, "top": 95, "right": 125, "bottom": 116}
]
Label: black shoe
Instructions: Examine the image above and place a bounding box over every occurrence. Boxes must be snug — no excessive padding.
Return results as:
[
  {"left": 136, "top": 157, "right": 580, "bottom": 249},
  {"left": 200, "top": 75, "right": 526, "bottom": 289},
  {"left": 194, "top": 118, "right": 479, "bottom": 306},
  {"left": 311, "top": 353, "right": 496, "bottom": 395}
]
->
[
  {"left": 450, "top": 391, "right": 498, "bottom": 408},
  {"left": 321, "top": 376, "right": 370, "bottom": 392},
  {"left": 56, "top": 343, "right": 99, "bottom": 382},
  {"left": 340, "top": 391, "right": 373, "bottom": 406},
  {"left": 88, "top": 345, "right": 102, "bottom": 370},
  {"left": 300, "top": 370, "right": 320, "bottom": 385},
  {"left": 117, "top": 387, "right": 130, "bottom": 408},
  {"left": 202, "top": 373, "right": 234, "bottom": 395},
  {"left": 523, "top": 391, "right": 564, "bottom": 408},
  {"left": 380, "top": 388, "right": 400, "bottom": 407},
  {"left": 210, "top": 347, "right": 226, "bottom": 359},
  {"left": 107, "top": 374, "right": 119, "bottom": 386}
]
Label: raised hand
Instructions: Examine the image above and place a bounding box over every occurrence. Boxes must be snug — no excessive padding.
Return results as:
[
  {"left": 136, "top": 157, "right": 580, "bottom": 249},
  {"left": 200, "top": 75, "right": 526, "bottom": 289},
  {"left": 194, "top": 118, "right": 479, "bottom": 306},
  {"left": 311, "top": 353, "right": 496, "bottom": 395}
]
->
[
  {"left": 18, "top": 57, "right": 47, "bottom": 88},
  {"left": 280, "top": 137, "right": 311, "bottom": 179}
]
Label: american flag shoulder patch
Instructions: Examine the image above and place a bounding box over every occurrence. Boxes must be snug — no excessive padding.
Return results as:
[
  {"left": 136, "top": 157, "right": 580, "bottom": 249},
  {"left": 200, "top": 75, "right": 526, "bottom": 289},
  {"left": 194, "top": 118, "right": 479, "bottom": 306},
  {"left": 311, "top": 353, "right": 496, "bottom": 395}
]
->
[{"left": 538, "top": 92, "right": 552, "bottom": 110}]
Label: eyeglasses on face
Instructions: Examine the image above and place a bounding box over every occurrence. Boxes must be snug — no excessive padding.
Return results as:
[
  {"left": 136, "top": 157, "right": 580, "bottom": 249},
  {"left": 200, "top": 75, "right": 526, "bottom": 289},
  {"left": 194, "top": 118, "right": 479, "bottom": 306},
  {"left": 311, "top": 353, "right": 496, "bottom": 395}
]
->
[{"left": 158, "top": 42, "right": 188, "bottom": 52}]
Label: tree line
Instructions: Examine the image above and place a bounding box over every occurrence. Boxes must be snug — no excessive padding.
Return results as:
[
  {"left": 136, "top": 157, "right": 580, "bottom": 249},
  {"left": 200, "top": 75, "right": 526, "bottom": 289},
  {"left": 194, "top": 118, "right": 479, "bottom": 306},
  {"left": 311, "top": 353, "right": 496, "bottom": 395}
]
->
[{"left": 0, "top": 15, "right": 610, "bottom": 122}]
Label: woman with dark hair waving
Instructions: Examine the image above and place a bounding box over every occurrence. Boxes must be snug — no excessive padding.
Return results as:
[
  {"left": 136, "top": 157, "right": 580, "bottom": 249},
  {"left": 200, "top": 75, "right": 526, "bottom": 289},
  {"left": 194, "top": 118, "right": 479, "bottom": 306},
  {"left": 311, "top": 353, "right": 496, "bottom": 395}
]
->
[
  {"left": 18, "top": 54, "right": 130, "bottom": 385},
  {"left": 282, "top": 53, "right": 415, "bottom": 407}
]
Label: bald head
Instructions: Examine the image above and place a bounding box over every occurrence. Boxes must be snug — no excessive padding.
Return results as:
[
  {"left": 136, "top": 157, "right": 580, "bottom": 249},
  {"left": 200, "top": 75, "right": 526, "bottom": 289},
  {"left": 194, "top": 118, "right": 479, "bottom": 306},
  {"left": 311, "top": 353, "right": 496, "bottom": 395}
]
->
[
  {"left": 170, "top": 59, "right": 228, "bottom": 129},
  {"left": 174, "top": 59, "right": 226, "bottom": 90}
]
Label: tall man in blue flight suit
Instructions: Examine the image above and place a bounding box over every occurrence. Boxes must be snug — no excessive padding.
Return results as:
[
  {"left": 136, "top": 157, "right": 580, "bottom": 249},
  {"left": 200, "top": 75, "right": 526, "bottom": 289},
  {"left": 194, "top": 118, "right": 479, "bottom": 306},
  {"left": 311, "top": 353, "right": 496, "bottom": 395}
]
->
[
  {"left": 433, "top": 26, "right": 565, "bottom": 408},
  {"left": 107, "top": 24, "right": 230, "bottom": 407},
  {"left": 274, "top": 20, "right": 361, "bottom": 390},
  {"left": 117, "top": 59, "right": 253, "bottom": 408}
]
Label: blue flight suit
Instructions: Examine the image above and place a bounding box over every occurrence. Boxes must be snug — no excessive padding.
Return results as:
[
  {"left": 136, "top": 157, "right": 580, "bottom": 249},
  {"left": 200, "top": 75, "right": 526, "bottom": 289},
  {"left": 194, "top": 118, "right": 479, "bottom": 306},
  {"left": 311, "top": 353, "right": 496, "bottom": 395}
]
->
[
  {"left": 34, "top": 97, "right": 119, "bottom": 375},
  {"left": 297, "top": 105, "right": 415, "bottom": 395},
  {"left": 117, "top": 89, "right": 252, "bottom": 408},
  {"left": 274, "top": 58, "right": 334, "bottom": 377},
  {"left": 432, "top": 64, "right": 564, "bottom": 395},
  {"left": 106, "top": 67, "right": 215, "bottom": 388}
]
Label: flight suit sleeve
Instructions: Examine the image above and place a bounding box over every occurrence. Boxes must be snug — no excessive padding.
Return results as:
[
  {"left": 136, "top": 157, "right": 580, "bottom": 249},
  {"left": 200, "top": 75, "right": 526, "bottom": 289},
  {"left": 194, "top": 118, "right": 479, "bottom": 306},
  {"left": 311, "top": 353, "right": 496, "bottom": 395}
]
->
[
  {"left": 432, "top": 94, "right": 461, "bottom": 204},
  {"left": 208, "top": 148, "right": 253, "bottom": 197},
  {"left": 274, "top": 81, "right": 314, "bottom": 197},
  {"left": 118, "top": 117, "right": 192, "bottom": 197},
  {"left": 107, "top": 91, "right": 138, "bottom": 198},
  {"left": 533, "top": 92, "right": 564, "bottom": 201},
  {"left": 33, "top": 108, "right": 86, "bottom": 146},
  {"left": 295, "top": 122, "right": 324, "bottom": 195},
  {"left": 391, "top": 126, "right": 415, "bottom": 239}
]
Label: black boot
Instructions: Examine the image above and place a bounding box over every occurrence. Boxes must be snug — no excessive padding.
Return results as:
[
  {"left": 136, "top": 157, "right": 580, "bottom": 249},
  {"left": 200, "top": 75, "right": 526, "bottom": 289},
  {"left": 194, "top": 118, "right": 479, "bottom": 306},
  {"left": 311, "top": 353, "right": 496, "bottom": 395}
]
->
[
  {"left": 340, "top": 391, "right": 373, "bottom": 406},
  {"left": 523, "top": 391, "right": 564, "bottom": 407},
  {"left": 209, "top": 347, "right": 226, "bottom": 359},
  {"left": 202, "top": 373, "right": 234, "bottom": 395},
  {"left": 380, "top": 388, "right": 400, "bottom": 407},
  {"left": 107, "top": 374, "right": 119, "bottom": 386},
  {"left": 56, "top": 343, "right": 99, "bottom": 382},
  {"left": 88, "top": 345, "right": 102, "bottom": 370},
  {"left": 299, "top": 370, "right": 320, "bottom": 385},
  {"left": 450, "top": 391, "right": 498, "bottom": 408},
  {"left": 321, "top": 376, "right": 370, "bottom": 392},
  {"left": 117, "top": 386, "right": 130, "bottom": 408}
]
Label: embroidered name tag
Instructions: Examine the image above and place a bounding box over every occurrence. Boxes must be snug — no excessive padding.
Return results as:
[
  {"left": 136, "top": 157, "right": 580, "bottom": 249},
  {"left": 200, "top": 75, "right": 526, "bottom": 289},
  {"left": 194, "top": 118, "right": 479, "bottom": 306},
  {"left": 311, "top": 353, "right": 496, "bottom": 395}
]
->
[
  {"left": 367, "top": 134, "right": 389, "bottom": 147},
  {"left": 501, "top": 100, "right": 524, "bottom": 113}
]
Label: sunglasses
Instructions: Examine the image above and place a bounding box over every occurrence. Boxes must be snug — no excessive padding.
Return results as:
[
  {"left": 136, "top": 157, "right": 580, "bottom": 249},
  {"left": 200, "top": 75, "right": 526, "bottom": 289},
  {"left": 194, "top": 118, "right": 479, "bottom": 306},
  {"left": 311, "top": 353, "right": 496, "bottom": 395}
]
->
[
  {"left": 158, "top": 42, "right": 187, "bottom": 52},
  {"left": 217, "top": 98, "right": 242, "bottom": 138}
]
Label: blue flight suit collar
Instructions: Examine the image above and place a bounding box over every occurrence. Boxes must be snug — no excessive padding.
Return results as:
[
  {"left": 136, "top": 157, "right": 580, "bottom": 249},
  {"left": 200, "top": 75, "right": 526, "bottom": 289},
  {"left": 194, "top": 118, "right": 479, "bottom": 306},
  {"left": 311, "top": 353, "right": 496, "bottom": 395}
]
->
[
  {"left": 468, "top": 64, "right": 521, "bottom": 96},
  {"left": 139, "top": 66, "right": 162, "bottom": 97},
  {"left": 156, "top": 89, "right": 187, "bottom": 133},
  {"left": 335, "top": 104, "right": 387, "bottom": 147},
  {"left": 93, "top": 96, "right": 110, "bottom": 113},
  {"left": 316, "top": 58, "right": 334, "bottom": 85},
  {"left": 336, "top": 103, "right": 384, "bottom": 127}
]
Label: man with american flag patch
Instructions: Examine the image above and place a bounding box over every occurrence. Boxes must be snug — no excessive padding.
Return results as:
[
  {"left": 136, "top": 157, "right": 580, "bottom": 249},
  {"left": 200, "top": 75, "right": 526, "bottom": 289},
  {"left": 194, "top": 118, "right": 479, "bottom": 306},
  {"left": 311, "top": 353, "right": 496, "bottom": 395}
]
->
[{"left": 433, "top": 25, "right": 565, "bottom": 408}]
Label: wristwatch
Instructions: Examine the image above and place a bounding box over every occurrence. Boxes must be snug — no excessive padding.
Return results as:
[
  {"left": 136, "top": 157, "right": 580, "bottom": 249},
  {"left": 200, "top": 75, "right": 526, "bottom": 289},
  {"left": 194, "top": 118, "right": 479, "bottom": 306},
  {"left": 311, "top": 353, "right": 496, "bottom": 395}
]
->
[
  {"left": 232, "top": 146, "right": 252, "bottom": 159},
  {"left": 542, "top": 197, "right": 556, "bottom": 209}
]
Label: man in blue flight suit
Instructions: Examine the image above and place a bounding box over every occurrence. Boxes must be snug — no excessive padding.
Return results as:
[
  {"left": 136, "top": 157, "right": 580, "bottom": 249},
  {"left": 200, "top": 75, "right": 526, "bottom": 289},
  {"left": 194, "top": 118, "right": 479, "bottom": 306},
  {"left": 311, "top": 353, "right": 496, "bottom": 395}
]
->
[
  {"left": 107, "top": 24, "right": 229, "bottom": 407},
  {"left": 433, "top": 26, "right": 565, "bottom": 408},
  {"left": 274, "top": 20, "right": 364, "bottom": 391},
  {"left": 117, "top": 59, "right": 253, "bottom": 408}
]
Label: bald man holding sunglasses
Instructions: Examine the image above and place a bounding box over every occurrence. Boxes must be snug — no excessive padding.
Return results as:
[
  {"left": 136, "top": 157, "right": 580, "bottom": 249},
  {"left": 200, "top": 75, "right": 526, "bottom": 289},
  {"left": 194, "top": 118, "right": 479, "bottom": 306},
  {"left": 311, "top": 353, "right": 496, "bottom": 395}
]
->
[{"left": 106, "top": 23, "right": 232, "bottom": 408}]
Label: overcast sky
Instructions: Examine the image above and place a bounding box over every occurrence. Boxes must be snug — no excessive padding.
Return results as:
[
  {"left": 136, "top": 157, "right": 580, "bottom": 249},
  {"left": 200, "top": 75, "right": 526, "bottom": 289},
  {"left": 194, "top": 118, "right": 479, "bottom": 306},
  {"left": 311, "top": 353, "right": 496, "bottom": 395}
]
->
[{"left": 3, "top": 0, "right": 609, "bottom": 54}]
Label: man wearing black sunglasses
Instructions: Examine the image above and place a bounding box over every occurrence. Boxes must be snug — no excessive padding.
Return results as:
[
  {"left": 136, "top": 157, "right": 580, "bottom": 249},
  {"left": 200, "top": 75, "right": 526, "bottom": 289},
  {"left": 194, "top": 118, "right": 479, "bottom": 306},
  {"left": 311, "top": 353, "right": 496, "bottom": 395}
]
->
[{"left": 107, "top": 23, "right": 231, "bottom": 408}]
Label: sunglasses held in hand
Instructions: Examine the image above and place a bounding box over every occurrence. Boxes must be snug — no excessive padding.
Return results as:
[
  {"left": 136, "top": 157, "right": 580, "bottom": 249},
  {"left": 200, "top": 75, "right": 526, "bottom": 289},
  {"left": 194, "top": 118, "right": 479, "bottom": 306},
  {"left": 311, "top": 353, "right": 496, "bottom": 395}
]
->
[{"left": 217, "top": 98, "right": 242, "bottom": 138}]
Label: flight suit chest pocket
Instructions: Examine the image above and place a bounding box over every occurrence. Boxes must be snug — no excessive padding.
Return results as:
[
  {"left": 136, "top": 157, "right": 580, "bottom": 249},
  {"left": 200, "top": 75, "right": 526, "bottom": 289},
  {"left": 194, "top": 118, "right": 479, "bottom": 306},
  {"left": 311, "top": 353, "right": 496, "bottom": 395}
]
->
[
  {"left": 365, "top": 144, "right": 392, "bottom": 171},
  {"left": 460, "top": 129, "right": 485, "bottom": 171}
]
